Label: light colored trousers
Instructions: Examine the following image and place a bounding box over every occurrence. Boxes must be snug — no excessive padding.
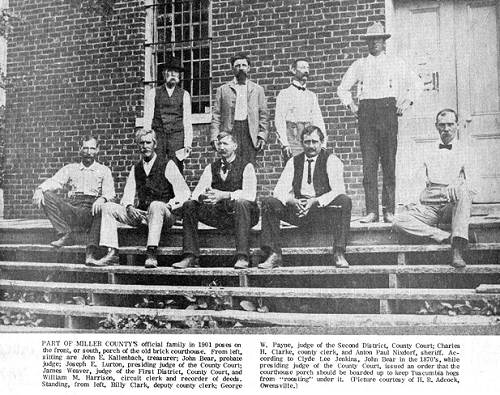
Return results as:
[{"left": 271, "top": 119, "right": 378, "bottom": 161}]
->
[
  {"left": 100, "top": 201, "right": 176, "bottom": 249},
  {"left": 393, "top": 183, "right": 472, "bottom": 242}
]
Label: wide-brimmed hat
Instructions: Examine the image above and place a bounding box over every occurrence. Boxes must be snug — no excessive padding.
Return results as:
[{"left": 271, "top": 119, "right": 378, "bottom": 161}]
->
[
  {"left": 163, "top": 56, "right": 185, "bottom": 72},
  {"left": 363, "top": 22, "right": 391, "bottom": 40}
]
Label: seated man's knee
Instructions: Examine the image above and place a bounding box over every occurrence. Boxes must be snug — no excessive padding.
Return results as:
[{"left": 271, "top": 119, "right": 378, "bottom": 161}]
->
[
  {"left": 336, "top": 194, "right": 352, "bottom": 210},
  {"left": 183, "top": 199, "right": 198, "bottom": 211},
  {"left": 148, "top": 200, "right": 166, "bottom": 214},
  {"left": 455, "top": 184, "right": 472, "bottom": 202},
  {"left": 234, "top": 198, "right": 252, "bottom": 208},
  {"left": 261, "top": 196, "right": 282, "bottom": 213}
]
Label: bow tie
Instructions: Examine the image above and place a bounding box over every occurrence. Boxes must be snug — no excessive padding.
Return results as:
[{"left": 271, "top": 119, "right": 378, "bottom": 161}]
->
[
  {"left": 439, "top": 144, "right": 452, "bottom": 150},
  {"left": 221, "top": 160, "right": 231, "bottom": 173},
  {"left": 292, "top": 84, "right": 306, "bottom": 91}
]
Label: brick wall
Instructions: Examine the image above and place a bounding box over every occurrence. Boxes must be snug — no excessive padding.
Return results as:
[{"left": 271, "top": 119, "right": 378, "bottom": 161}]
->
[{"left": 4, "top": 0, "right": 385, "bottom": 218}]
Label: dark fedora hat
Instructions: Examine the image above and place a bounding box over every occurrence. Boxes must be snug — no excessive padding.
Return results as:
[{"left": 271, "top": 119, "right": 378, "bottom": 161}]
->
[{"left": 163, "top": 56, "right": 185, "bottom": 72}]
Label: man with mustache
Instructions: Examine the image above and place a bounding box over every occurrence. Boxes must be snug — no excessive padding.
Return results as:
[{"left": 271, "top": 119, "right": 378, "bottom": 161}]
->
[
  {"left": 173, "top": 132, "right": 259, "bottom": 269},
  {"left": 86, "top": 129, "right": 190, "bottom": 268},
  {"left": 275, "top": 58, "right": 326, "bottom": 159},
  {"left": 32, "top": 136, "right": 115, "bottom": 254},
  {"left": 393, "top": 109, "right": 476, "bottom": 268},
  {"left": 152, "top": 56, "right": 193, "bottom": 173},
  {"left": 337, "top": 22, "right": 422, "bottom": 223},
  {"left": 210, "top": 53, "right": 269, "bottom": 165},
  {"left": 259, "top": 125, "right": 352, "bottom": 269}
]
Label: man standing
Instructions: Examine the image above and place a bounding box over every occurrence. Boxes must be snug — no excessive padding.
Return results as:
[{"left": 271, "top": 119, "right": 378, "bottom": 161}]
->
[
  {"left": 259, "top": 125, "right": 352, "bottom": 269},
  {"left": 32, "top": 136, "right": 115, "bottom": 250},
  {"left": 173, "top": 132, "right": 259, "bottom": 270},
  {"left": 152, "top": 56, "right": 193, "bottom": 173},
  {"left": 393, "top": 109, "right": 475, "bottom": 268},
  {"left": 87, "top": 129, "right": 190, "bottom": 268},
  {"left": 337, "top": 22, "right": 422, "bottom": 223},
  {"left": 275, "top": 58, "right": 326, "bottom": 159},
  {"left": 210, "top": 53, "right": 269, "bottom": 164}
]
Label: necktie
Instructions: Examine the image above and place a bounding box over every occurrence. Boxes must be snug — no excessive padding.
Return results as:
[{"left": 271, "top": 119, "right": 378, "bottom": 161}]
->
[
  {"left": 307, "top": 159, "right": 313, "bottom": 184},
  {"left": 221, "top": 159, "right": 230, "bottom": 173},
  {"left": 439, "top": 144, "right": 452, "bottom": 150},
  {"left": 293, "top": 84, "right": 306, "bottom": 91}
]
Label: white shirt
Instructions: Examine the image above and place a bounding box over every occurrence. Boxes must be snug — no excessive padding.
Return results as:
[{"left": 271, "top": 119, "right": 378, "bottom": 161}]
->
[
  {"left": 273, "top": 152, "right": 346, "bottom": 207},
  {"left": 233, "top": 79, "right": 248, "bottom": 121},
  {"left": 337, "top": 53, "right": 422, "bottom": 107},
  {"left": 120, "top": 154, "right": 191, "bottom": 209},
  {"left": 39, "top": 161, "right": 115, "bottom": 201},
  {"left": 192, "top": 159, "right": 257, "bottom": 202},
  {"left": 275, "top": 81, "right": 326, "bottom": 146},
  {"left": 164, "top": 86, "right": 194, "bottom": 148}
]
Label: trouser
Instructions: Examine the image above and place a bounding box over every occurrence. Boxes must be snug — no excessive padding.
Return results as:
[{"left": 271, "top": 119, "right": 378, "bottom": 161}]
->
[
  {"left": 182, "top": 199, "right": 260, "bottom": 258},
  {"left": 90, "top": 201, "right": 177, "bottom": 249},
  {"left": 42, "top": 191, "right": 96, "bottom": 235},
  {"left": 358, "top": 98, "right": 398, "bottom": 215},
  {"left": 159, "top": 129, "right": 185, "bottom": 173},
  {"left": 260, "top": 195, "right": 352, "bottom": 254},
  {"left": 392, "top": 184, "right": 472, "bottom": 243},
  {"left": 232, "top": 120, "right": 257, "bottom": 164}
]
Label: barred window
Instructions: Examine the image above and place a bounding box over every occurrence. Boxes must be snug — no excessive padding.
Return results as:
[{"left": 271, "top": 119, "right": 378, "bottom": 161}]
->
[{"left": 145, "top": 0, "right": 212, "bottom": 115}]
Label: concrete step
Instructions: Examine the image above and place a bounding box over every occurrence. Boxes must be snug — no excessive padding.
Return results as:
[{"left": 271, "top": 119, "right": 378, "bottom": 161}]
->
[
  {"left": 0, "top": 301, "right": 499, "bottom": 330},
  {"left": 1, "top": 279, "right": 499, "bottom": 301}
]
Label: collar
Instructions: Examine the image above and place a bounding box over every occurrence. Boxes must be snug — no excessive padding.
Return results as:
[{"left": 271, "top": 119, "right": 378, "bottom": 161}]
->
[
  {"left": 304, "top": 154, "right": 318, "bottom": 162},
  {"left": 143, "top": 153, "right": 157, "bottom": 166},
  {"left": 165, "top": 85, "right": 176, "bottom": 93},
  {"left": 222, "top": 153, "right": 237, "bottom": 165},
  {"left": 291, "top": 80, "right": 306, "bottom": 91},
  {"left": 79, "top": 161, "right": 97, "bottom": 171},
  {"left": 367, "top": 53, "right": 387, "bottom": 61}
]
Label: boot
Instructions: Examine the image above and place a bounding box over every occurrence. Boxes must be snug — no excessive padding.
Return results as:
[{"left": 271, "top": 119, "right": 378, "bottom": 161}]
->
[
  {"left": 234, "top": 255, "right": 250, "bottom": 269},
  {"left": 172, "top": 255, "right": 199, "bottom": 269},
  {"left": 89, "top": 248, "right": 119, "bottom": 267},
  {"left": 50, "top": 232, "right": 74, "bottom": 248},
  {"left": 258, "top": 252, "right": 282, "bottom": 269},
  {"left": 85, "top": 245, "right": 99, "bottom": 266},
  {"left": 451, "top": 237, "right": 467, "bottom": 268},
  {"left": 145, "top": 247, "right": 158, "bottom": 269},
  {"left": 359, "top": 212, "right": 378, "bottom": 223},
  {"left": 333, "top": 248, "right": 349, "bottom": 268}
]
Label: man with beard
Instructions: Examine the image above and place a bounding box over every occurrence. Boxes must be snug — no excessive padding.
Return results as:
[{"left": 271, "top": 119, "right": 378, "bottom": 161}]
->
[
  {"left": 210, "top": 53, "right": 269, "bottom": 165},
  {"left": 86, "top": 129, "right": 190, "bottom": 268},
  {"left": 275, "top": 58, "right": 326, "bottom": 159},
  {"left": 32, "top": 136, "right": 115, "bottom": 249},
  {"left": 337, "top": 22, "right": 422, "bottom": 223},
  {"left": 152, "top": 56, "right": 193, "bottom": 173},
  {"left": 172, "top": 132, "right": 259, "bottom": 269},
  {"left": 259, "top": 125, "right": 352, "bottom": 269},
  {"left": 393, "top": 109, "right": 476, "bottom": 268}
]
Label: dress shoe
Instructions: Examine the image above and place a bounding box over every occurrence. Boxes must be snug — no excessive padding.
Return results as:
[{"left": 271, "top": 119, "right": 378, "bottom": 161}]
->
[
  {"left": 450, "top": 238, "right": 467, "bottom": 268},
  {"left": 333, "top": 250, "right": 349, "bottom": 268},
  {"left": 144, "top": 250, "right": 158, "bottom": 269},
  {"left": 359, "top": 212, "right": 379, "bottom": 223},
  {"left": 50, "top": 233, "right": 74, "bottom": 248},
  {"left": 383, "top": 212, "right": 395, "bottom": 223},
  {"left": 172, "top": 255, "right": 199, "bottom": 269},
  {"left": 258, "top": 252, "right": 282, "bottom": 269},
  {"left": 85, "top": 246, "right": 99, "bottom": 266},
  {"left": 234, "top": 256, "right": 250, "bottom": 269},
  {"left": 88, "top": 248, "right": 119, "bottom": 267}
]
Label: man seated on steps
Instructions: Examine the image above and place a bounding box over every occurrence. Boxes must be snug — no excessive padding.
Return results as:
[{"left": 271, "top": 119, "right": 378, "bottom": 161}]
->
[
  {"left": 392, "top": 109, "right": 476, "bottom": 268},
  {"left": 259, "top": 125, "right": 352, "bottom": 269},
  {"left": 86, "top": 129, "right": 190, "bottom": 268},
  {"left": 172, "top": 132, "right": 259, "bottom": 269},
  {"left": 32, "top": 136, "right": 115, "bottom": 249}
]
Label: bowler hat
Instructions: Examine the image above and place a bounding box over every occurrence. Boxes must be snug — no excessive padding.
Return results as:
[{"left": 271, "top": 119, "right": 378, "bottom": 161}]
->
[
  {"left": 163, "top": 56, "right": 185, "bottom": 72},
  {"left": 363, "top": 22, "right": 391, "bottom": 40}
]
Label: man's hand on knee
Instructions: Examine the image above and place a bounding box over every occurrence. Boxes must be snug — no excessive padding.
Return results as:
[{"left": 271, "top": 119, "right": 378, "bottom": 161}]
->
[
  {"left": 92, "top": 197, "right": 106, "bottom": 216},
  {"left": 299, "top": 198, "right": 319, "bottom": 218},
  {"left": 32, "top": 188, "right": 44, "bottom": 209},
  {"left": 126, "top": 204, "right": 144, "bottom": 222}
]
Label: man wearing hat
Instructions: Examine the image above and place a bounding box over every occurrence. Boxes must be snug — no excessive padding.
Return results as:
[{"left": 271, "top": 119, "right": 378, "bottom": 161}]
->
[
  {"left": 152, "top": 56, "right": 193, "bottom": 173},
  {"left": 210, "top": 53, "right": 269, "bottom": 165},
  {"left": 337, "top": 22, "right": 422, "bottom": 223}
]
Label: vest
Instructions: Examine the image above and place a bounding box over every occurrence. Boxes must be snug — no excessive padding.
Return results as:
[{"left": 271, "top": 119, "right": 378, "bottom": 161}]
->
[
  {"left": 134, "top": 158, "right": 174, "bottom": 210},
  {"left": 154, "top": 85, "right": 184, "bottom": 134},
  {"left": 211, "top": 157, "right": 246, "bottom": 192},
  {"left": 292, "top": 149, "right": 331, "bottom": 198}
]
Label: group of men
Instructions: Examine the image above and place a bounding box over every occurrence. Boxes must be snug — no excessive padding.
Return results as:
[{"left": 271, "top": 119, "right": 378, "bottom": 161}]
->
[{"left": 32, "top": 22, "right": 475, "bottom": 269}]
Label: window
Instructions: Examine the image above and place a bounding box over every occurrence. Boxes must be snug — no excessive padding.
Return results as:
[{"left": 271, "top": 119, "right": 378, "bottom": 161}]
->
[{"left": 145, "top": 0, "right": 212, "bottom": 117}]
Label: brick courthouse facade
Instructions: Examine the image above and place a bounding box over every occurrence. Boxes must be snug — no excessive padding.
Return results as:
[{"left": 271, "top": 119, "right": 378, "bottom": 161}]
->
[{"left": 3, "top": 0, "right": 385, "bottom": 218}]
